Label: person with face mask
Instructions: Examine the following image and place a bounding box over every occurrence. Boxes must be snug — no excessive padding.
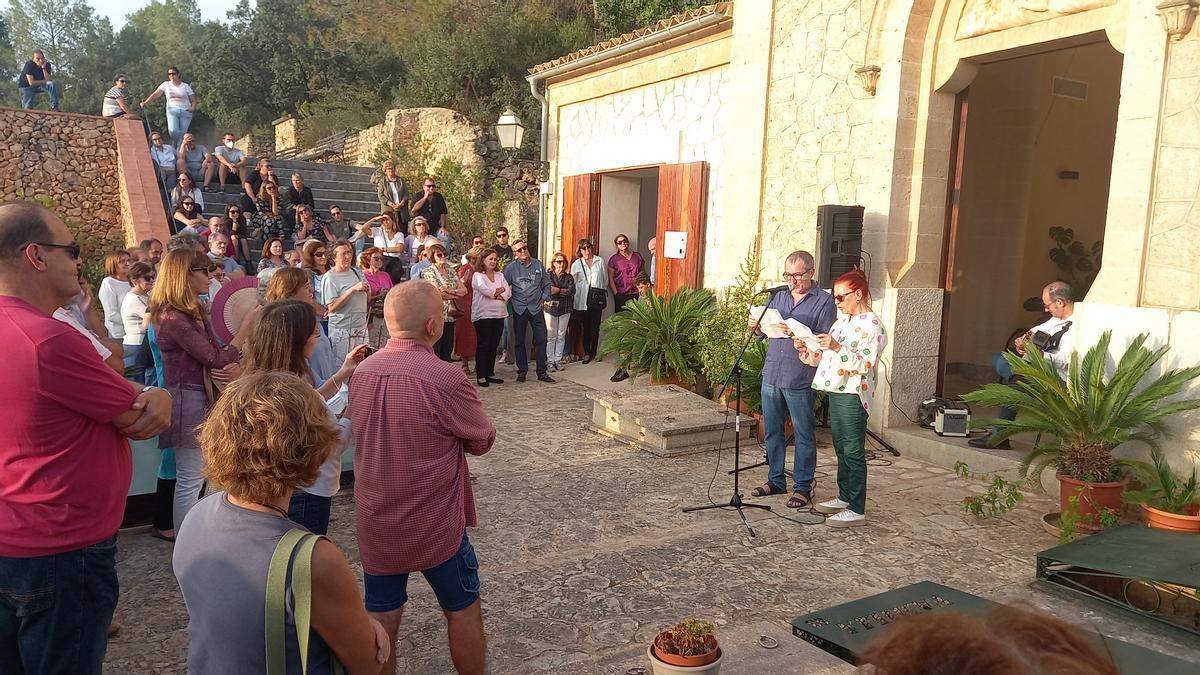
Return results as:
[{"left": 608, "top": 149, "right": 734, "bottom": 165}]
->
[
  {"left": 213, "top": 132, "right": 248, "bottom": 189},
  {"left": 746, "top": 250, "right": 836, "bottom": 510}
]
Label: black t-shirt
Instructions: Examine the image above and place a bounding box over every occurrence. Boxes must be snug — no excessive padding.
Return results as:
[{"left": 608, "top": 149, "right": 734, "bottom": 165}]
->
[
  {"left": 493, "top": 244, "right": 514, "bottom": 260},
  {"left": 414, "top": 191, "right": 448, "bottom": 230},
  {"left": 246, "top": 172, "right": 265, "bottom": 194},
  {"left": 20, "top": 61, "right": 47, "bottom": 88},
  {"left": 287, "top": 186, "right": 315, "bottom": 210}
]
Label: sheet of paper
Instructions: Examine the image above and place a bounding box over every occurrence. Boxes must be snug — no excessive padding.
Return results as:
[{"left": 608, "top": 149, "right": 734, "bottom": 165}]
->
[
  {"left": 748, "top": 306, "right": 788, "bottom": 338},
  {"left": 784, "top": 318, "right": 822, "bottom": 350}
]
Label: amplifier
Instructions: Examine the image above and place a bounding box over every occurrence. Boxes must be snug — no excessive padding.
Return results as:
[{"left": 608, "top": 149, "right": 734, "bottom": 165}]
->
[{"left": 934, "top": 409, "right": 970, "bottom": 437}]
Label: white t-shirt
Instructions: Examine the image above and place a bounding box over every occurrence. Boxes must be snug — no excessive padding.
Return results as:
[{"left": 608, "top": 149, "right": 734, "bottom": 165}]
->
[
  {"left": 53, "top": 308, "right": 112, "bottom": 360},
  {"left": 301, "top": 413, "right": 351, "bottom": 498},
  {"left": 374, "top": 231, "right": 405, "bottom": 258},
  {"left": 1030, "top": 314, "right": 1074, "bottom": 378},
  {"left": 98, "top": 277, "right": 131, "bottom": 340},
  {"left": 120, "top": 291, "right": 151, "bottom": 345},
  {"left": 157, "top": 80, "right": 195, "bottom": 111}
]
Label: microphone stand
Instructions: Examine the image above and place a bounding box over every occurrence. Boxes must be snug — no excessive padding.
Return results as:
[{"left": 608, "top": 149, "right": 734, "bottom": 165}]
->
[{"left": 683, "top": 294, "right": 776, "bottom": 537}]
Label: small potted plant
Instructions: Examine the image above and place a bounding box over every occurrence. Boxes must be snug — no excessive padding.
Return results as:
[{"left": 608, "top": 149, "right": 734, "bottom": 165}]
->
[
  {"left": 1124, "top": 448, "right": 1200, "bottom": 532},
  {"left": 648, "top": 618, "right": 722, "bottom": 674}
]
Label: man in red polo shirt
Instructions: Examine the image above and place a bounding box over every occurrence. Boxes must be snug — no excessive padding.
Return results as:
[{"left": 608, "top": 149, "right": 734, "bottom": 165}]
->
[
  {"left": 0, "top": 202, "right": 172, "bottom": 674},
  {"left": 349, "top": 280, "right": 496, "bottom": 675}
]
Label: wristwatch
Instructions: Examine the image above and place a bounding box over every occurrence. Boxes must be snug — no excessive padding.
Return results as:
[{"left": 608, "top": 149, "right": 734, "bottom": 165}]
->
[{"left": 141, "top": 385, "right": 158, "bottom": 393}]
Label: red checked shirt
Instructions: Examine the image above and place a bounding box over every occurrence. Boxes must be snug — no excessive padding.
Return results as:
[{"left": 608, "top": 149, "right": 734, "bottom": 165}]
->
[{"left": 348, "top": 338, "right": 496, "bottom": 575}]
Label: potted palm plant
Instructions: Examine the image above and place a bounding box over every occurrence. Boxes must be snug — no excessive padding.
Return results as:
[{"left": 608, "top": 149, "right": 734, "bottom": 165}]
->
[
  {"left": 1124, "top": 447, "right": 1200, "bottom": 532},
  {"left": 600, "top": 287, "right": 715, "bottom": 387},
  {"left": 962, "top": 331, "right": 1200, "bottom": 531},
  {"left": 648, "top": 618, "right": 722, "bottom": 674}
]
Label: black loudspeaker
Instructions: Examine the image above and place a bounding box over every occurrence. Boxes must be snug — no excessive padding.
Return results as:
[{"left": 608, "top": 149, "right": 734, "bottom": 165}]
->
[{"left": 816, "top": 204, "right": 864, "bottom": 288}]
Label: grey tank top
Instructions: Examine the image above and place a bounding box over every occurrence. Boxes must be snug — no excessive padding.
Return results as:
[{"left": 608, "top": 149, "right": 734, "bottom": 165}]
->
[{"left": 173, "top": 492, "right": 334, "bottom": 675}]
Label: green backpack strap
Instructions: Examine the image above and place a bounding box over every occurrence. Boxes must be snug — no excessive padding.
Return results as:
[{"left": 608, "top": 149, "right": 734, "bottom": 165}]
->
[
  {"left": 265, "top": 529, "right": 348, "bottom": 675},
  {"left": 266, "top": 529, "right": 309, "bottom": 675}
]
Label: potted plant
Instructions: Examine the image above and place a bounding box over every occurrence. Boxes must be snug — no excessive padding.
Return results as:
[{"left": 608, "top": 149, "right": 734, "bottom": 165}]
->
[
  {"left": 1124, "top": 447, "right": 1200, "bottom": 532},
  {"left": 648, "top": 618, "right": 722, "bottom": 674},
  {"left": 600, "top": 287, "right": 715, "bottom": 387},
  {"left": 697, "top": 242, "right": 761, "bottom": 401},
  {"left": 962, "top": 331, "right": 1200, "bottom": 532}
]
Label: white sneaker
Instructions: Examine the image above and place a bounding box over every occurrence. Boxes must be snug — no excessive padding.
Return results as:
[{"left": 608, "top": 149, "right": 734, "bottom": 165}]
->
[
  {"left": 825, "top": 509, "right": 866, "bottom": 528},
  {"left": 813, "top": 498, "right": 849, "bottom": 514}
]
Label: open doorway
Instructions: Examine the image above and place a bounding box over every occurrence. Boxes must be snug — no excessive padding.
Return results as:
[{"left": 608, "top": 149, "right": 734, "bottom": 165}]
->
[
  {"left": 598, "top": 167, "right": 659, "bottom": 272},
  {"left": 940, "top": 39, "right": 1123, "bottom": 399}
]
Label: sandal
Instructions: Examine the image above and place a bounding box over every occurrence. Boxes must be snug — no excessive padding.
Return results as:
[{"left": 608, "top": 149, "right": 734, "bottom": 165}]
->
[
  {"left": 750, "top": 482, "right": 786, "bottom": 497},
  {"left": 786, "top": 491, "right": 812, "bottom": 509}
]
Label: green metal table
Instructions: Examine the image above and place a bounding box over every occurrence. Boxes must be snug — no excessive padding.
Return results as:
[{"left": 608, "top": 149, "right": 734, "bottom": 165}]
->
[{"left": 1037, "top": 524, "right": 1200, "bottom": 637}]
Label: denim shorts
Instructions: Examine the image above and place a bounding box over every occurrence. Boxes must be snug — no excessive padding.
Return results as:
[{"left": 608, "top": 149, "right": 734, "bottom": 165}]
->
[{"left": 364, "top": 533, "right": 479, "bottom": 613}]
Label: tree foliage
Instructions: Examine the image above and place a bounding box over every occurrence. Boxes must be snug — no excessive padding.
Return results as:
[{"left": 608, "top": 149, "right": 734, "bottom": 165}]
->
[{"left": 3, "top": 0, "right": 698, "bottom": 138}]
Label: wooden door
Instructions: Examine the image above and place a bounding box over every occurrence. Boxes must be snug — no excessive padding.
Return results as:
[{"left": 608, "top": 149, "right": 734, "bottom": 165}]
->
[
  {"left": 559, "top": 173, "right": 601, "bottom": 257},
  {"left": 936, "top": 91, "right": 970, "bottom": 394},
  {"left": 655, "top": 161, "right": 708, "bottom": 294},
  {"left": 560, "top": 173, "right": 600, "bottom": 357}
]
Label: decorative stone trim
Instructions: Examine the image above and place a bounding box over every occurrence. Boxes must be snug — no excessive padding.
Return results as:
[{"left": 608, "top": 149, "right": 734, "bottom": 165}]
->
[
  {"left": 855, "top": 65, "right": 882, "bottom": 97},
  {"left": 1157, "top": 0, "right": 1199, "bottom": 41}
]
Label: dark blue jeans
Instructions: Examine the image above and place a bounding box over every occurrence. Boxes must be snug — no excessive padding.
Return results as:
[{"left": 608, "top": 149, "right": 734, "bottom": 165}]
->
[
  {"left": 288, "top": 491, "right": 332, "bottom": 535},
  {"left": 0, "top": 534, "right": 119, "bottom": 674},
  {"left": 512, "top": 309, "right": 548, "bottom": 377},
  {"left": 761, "top": 383, "right": 817, "bottom": 494}
]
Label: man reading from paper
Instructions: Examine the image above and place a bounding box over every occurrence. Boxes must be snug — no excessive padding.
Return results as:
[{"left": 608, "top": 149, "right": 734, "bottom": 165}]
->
[{"left": 746, "top": 250, "right": 836, "bottom": 509}]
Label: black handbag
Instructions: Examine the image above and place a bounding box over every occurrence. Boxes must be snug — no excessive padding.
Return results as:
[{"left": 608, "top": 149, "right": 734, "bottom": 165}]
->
[{"left": 581, "top": 263, "right": 607, "bottom": 310}]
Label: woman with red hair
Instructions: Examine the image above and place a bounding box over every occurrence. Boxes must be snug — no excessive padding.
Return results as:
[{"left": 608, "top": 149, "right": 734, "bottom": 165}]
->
[{"left": 794, "top": 268, "right": 887, "bottom": 528}]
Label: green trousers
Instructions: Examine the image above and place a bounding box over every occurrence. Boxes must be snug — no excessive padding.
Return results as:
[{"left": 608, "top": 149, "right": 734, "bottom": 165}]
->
[{"left": 827, "top": 392, "right": 869, "bottom": 514}]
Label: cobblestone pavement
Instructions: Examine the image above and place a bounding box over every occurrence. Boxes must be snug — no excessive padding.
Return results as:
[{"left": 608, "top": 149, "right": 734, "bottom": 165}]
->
[{"left": 104, "top": 366, "right": 1200, "bottom": 674}]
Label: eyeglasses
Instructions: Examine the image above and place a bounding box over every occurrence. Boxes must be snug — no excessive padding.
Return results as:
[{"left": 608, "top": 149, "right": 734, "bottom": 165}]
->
[
  {"left": 497, "top": 233, "right": 509, "bottom": 238},
  {"left": 330, "top": 211, "right": 341, "bottom": 217},
  {"left": 190, "top": 267, "right": 211, "bottom": 276},
  {"left": 167, "top": 71, "right": 178, "bottom": 76},
  {"left": 138, "top": 275, "right": 157, "bottom": 282},
  {"left": 513, "top": 247, "right": 527, "bottom": 253},
  {"left": 616, "top": 239, "right": 628, "bottom": 245},
  {"left": 833, "top": 292, "right": 855, "bottom": 303},
  {"left": 25, "top": 241, "right": 81, "bottom": 259},
  {"left": 314, "top": 251, "right": 327, "bottom": 257},
  {"left": 424, "top": 184, "right": 436, "bottom": 189},
  {"left": 227, "top": 209, "right": 239, "bottom": 214},
  {"left": 553, "top": 259, "right": 566, "bottom": 265},
  {"left": 782, "top": 271, "right": 810, "bottom": 280},
  {"left": 117, "top": 79, "right": 127, "bottom": 84},
  {"left": 178, "top": 177, "right": 187, "bottom": 182},
  {"left": 182, "top": 201, "right": 194, "bottom": 206}
]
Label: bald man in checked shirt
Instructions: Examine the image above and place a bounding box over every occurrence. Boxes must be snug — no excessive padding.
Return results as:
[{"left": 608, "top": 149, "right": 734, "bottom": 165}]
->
[{"left": 348, "top": 280, "right": 495, "bottom": 674}]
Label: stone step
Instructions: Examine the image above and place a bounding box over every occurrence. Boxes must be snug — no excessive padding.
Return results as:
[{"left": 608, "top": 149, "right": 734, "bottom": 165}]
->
[
  {"left": 270, "top": 158, "right": 376, "bottom": 174},
  {"left": 587, "top": 385, "right": 753, "bottom": 458}
]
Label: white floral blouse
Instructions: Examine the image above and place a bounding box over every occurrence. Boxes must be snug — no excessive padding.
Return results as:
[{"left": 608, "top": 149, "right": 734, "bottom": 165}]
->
[{"left": 801, "top": 311, "right": 887, "bottom": 412}]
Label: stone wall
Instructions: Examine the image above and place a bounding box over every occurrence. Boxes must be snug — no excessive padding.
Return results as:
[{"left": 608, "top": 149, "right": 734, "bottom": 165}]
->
[
  {"left": 1142, "top": 31, "right": 1200, "bottom": 310},
  {"left": 234, "top": 133, "right": 275, "bottom": 161},
  {"left": 0, "top": 107, "right": 123, "bottom": 247},
  {"left": 283, "top": 107, "right": 539, "bottom": 236}
]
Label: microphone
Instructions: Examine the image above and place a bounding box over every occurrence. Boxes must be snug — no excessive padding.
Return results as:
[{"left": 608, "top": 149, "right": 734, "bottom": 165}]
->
[{"left": 754, "top": 284, "right": 791, "bottom": 296}]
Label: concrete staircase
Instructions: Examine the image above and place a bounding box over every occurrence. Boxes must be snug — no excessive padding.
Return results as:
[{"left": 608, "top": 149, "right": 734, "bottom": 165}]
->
[{"left": 193, "top": 159, "right": 380, "bottom": 264}]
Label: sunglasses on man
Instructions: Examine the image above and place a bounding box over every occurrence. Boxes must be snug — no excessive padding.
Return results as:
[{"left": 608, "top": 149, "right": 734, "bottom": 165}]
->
[{"left": 25, "top": 242, "right": 81, "bottom": 259}]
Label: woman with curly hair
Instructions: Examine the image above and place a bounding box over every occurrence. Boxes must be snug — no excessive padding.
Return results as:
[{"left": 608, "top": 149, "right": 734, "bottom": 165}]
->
[{"left": 174, "top": 371, "right": 388, "bottom": 674}]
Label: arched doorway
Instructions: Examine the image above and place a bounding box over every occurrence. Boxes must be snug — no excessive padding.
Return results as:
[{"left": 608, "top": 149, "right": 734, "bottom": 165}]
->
[{"left": 880, "top": 0, "right": 1127, "bottom": 398}]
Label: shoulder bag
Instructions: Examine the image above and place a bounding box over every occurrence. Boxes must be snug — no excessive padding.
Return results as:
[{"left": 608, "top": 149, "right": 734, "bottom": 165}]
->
[
  {"left": 580, "top": 260, "right": 607, "bottom": 311},
  {"left": 265, "top": 530, "right": 345, "bottom": 675}
]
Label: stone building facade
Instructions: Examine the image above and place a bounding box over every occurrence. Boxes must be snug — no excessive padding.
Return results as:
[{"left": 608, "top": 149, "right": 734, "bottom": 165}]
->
[{"left": 533, "top": 0, "right": 1200, "bottom": 471}]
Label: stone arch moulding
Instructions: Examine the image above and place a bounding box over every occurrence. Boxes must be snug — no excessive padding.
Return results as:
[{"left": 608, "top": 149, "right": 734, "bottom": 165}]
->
[{"left": 875, "top": 0, "right": 1127, "bottom": 288}]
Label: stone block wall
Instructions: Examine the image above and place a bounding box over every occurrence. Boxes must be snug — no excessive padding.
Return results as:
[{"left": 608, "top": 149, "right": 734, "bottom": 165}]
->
[
  {"left": 1142, "top": 31, "right": 1200, "bottom": 310},
  {"left": 0, "top": 107, "right": 123, "bottom": 246},
  {"left": 235, "top": 133, "right": 275, "bottom": 160}
]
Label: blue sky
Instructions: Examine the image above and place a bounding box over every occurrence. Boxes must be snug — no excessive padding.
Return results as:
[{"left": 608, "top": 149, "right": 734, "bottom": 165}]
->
[{"left": 88, "top": 0, "right": 243, "bottom": 28}]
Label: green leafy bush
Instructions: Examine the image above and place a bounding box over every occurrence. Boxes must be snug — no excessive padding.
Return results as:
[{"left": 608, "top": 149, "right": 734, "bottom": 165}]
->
[
  {"left": 600, "top": 287, "right": 715, "bottom": 384},
  {"left": 1124, "top": 447, "right": 1200, "bottom": 515},
  {"left": 695, "top": 242, "right": 762, "bottom": 392},
  {"left": 962, "top": 332, "right": 1200, "bottom": 483}
]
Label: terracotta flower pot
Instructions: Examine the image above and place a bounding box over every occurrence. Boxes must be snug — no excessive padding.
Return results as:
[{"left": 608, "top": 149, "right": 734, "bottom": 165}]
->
[
  {"left": 648, "top": 645, "right": 723, "bottom": 674},
  {"left": 1142, "top": 503, "right": 1200, "bottom": 532},
  {"left": 1057, "top": 473, "right": 1128, "bottom": 532},
  {"left": 653, "top": 372, "right": 690, "bottom": 388}
]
